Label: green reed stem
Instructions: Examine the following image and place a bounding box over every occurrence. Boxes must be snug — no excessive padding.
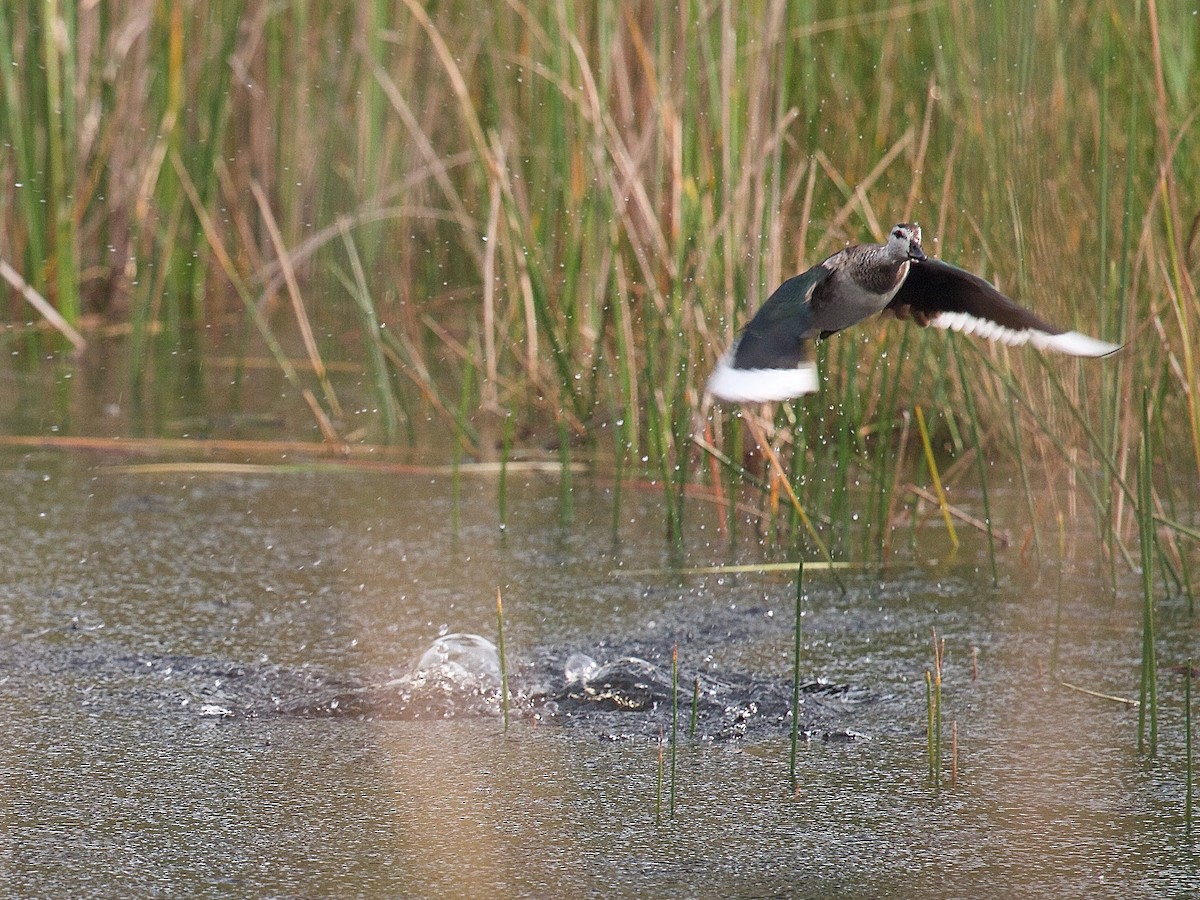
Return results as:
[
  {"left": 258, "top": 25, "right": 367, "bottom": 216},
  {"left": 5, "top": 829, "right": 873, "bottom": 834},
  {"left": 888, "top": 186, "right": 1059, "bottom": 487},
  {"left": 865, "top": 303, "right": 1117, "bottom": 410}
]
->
[
  {"left": 1137, "top": 389, "right": 1158, "bottom": 755},
  {"left": 495, "top": 587, "right": 509, "bottom": 731},
  {"left": 927, "top": 628, "right": 944, "bottom": 790},
  {"left": 670, "top": 375, "right": 691, "bottom": 553},
  {"left": 934, "top": 683, "right": 943, "bottom": 788},
  {"left": 743, "top": 415, "right": 846, "bottom": 593},
  {"left": 915, "top": 405, "right": 959, "bottom": 552},
  {"left": 925, "top": 669, "right": 935, "bottom": 784},
  {"left": 611, "top": 413, "right": 625, "bottom": 537},
  {"left": 557, "top": 417, "right": 573, "bottom": 528},
  {"left": 670, "top": 643, "right": 678, "bottom": 818},
  {"left": 41, "top": 0, "right": 80, "bottom": 329},
  {"left": 338, "top": 232, "right": 402, "bottom": 443},
  {"left": 790, "top": 560, "right": 804, "bottom": 792},
  {"left": 499, "top": 410, "right": 513, "bottom": 533},
  {"left": 0, "top": 10, "right": 47, "bottom": 336},
  {"left": 452, "top": 364, "right": 474, "bottom": 536},
  {"left": 690, "top": 675, "right": 700, "bottom": 738},
  {"left": 1187, "top": 656, "right": 1194, "bottom": 838},
  {"left": 656, "top": 725, "right": 664, "bottom": 827},
  {"left": 950, "top": 337, "right": 997, "bottom": 585},
  {"left": 951, "top": 719, "right": 958, "bottom": 789}
]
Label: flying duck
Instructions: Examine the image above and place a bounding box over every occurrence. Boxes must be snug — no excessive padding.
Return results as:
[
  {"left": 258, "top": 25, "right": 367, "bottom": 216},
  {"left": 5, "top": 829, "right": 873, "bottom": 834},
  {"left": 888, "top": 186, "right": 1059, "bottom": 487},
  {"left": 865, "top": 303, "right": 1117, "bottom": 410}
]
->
[{"left": 707, "top": 223, "right": 1121, "bottom": 402}]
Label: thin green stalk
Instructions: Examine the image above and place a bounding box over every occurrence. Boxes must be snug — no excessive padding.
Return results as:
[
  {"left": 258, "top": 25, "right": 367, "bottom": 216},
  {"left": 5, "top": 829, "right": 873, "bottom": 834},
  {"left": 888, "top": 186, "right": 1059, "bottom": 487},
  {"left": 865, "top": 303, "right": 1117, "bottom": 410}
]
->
[
  {"left": 173, "top": 154, "right": 332, "bottom": 437},
  {"left": 41, "top": 0, "right": 80, "bottom": 329},
  {"left": 928, "top": 628, "right": 944, "bottom": 790},
  {"left": 726, "top": 420, "right": 743, "bottom": 548},
  {"left": 671, "top": 369, "right": 691, "bottom": 553},
  {"left": 0, "top": 5, "right": 48, "bottom": 329},
  {"left": 656, "top": 725, "right": 664, "bottom": 827},
  {"left": 496, "top": 587, "right": 509, "bottom": 731},
  {"left": 934, "top": 641, "right": 943, "bottom": 789},
  {"left": 338, "top": 232, "right": 403, "bottom": 443},
  {"left": 925, "top": 669, "right": 935, "bottom": 782},
  {"left": 1187, "top": 656, "right": 1194, "bottom": 837},
  {"left": 790, "top": 561, "right": 804, "bottom": 792},
  {"left": 375, "top": 325, "right": 480, "bottom": 449},
  {"left": 670, "top": 643, "right": 679, "bottom": 818},
  {"left": 1138, "top": 389, "right": 1158, "bottom": 755},
  {"left": 830, "top": 341, "right": 857, "bottom": 548},
  {"left": 872, "top": 328, "right": 914, "bottom": 558},
  {"left": 951, "top": 719, "right": 958, "bottom": 789},
  {"left": 690, "top": 675, "right": 700, "bottom": 738},
  {"left": 611, "top": 412, "right": 625, "bottom": 538},
  {"left": 915, "top": 405, "right": 959, "bottom": 552},
  {"left": 499, "top": 410, "right": 513, "bottom": 533},
  {"left": 452, "top": 366, "right": 473, "bottom": 536},
  {"left": 355, "top": 0, "right": 389, "bottom": 271},
  {"left": 784, "top": 405, "right": 806, "bottom": 552},
  {"left": 1151, "top": 374, "right": 1191, "bottom": 611},
  {"left": 743, "top": 415, "right": 846, "bottom": 593},
  {"left": 557, "top": 417, "right": 573, "bottom": 528},
  {"left": 1158, "top": 158, "right": 1200, "bottom": 478},
  {"left": 950, "top": 337, "right": 997, "bottom": 585},
  {"left": 646, "top": 385, "right": 680, "bottom": 545}
]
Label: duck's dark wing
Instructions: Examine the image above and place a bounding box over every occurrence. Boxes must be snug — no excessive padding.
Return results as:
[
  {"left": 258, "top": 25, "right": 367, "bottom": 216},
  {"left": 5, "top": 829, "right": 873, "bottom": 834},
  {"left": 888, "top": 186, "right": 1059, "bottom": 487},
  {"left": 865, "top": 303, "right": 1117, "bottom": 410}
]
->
[
  {"left": 887, "top": 258, "right": 1120, "bottom": 357},
  {"left": 707, "top": 266, "right": 831, "bottom": 401}
]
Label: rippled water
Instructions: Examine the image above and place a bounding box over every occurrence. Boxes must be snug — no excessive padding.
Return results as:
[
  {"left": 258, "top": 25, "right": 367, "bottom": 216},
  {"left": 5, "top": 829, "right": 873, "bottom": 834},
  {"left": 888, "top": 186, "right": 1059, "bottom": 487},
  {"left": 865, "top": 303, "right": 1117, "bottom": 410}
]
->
[{"left": 1, "top": 448, "right": 1197, "bottom": 897}]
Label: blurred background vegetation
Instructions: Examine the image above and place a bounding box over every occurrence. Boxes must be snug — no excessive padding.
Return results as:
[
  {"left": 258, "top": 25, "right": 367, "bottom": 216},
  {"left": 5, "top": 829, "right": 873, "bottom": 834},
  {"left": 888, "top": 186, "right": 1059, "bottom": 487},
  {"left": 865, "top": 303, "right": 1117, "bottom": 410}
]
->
[{"left": 0, "top": 1, "right": 1197, "bottom": 565}]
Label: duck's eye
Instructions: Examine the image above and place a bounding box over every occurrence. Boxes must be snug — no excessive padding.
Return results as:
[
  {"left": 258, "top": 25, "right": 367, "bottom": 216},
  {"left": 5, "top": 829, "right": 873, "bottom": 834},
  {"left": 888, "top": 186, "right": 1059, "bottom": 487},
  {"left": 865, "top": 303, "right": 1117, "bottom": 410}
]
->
[{"left": 893, "top": 230, "right": 903, "bottom": 239}]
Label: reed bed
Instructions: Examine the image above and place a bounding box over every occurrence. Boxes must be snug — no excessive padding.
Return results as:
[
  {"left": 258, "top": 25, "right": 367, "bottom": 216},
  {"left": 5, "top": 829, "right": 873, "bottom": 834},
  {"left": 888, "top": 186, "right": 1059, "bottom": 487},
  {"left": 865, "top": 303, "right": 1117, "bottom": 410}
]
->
[{"left": 0, "top": 2, "right": 1197, "bottom": 571}]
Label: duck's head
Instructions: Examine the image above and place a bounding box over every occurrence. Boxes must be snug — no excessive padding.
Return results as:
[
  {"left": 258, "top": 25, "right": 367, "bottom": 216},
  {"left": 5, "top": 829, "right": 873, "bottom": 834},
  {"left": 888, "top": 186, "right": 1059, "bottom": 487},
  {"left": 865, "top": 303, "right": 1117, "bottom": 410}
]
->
[{"left": 887, "top": 223, "right": 925, "bottom": 262}]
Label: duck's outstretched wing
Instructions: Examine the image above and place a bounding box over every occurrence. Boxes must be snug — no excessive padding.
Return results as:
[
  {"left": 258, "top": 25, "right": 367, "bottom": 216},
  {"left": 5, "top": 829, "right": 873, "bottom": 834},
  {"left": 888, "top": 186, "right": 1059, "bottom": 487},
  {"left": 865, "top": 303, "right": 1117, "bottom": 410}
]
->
[
  {"left": 887, "top": 258, "right": 1121, "bottom": 357},
  {"left": 707, "top": 266, "right": 832, "bottom": 402}
]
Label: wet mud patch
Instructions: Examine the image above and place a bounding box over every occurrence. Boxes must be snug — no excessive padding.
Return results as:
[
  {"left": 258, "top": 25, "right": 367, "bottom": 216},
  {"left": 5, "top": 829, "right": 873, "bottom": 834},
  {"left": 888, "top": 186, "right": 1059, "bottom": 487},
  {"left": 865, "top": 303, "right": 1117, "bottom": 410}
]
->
[{"left": 1, "top": 628, "right": 874, "bottom": 744}]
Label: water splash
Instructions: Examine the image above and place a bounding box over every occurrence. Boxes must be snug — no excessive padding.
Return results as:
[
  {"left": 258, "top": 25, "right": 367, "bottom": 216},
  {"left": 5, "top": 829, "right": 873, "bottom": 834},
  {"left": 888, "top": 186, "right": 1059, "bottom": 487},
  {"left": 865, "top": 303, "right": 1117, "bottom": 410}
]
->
[{"left": 411, "top": 633, "right": 501, "bottom": 690}]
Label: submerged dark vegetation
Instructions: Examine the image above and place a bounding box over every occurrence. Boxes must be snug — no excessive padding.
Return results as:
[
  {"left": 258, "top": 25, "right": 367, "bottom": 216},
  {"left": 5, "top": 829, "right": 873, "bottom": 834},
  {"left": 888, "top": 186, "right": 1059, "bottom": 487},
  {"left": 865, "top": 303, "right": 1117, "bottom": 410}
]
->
[{"left": 1, "top": 2, "right": 1198, "bottom": 579}]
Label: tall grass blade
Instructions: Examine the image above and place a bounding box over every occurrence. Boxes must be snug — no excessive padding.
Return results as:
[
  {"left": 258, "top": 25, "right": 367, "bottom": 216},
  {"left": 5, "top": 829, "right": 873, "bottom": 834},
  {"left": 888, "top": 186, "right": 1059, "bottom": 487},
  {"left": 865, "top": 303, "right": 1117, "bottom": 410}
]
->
[
  {"left": 495, "top": 587, "right": 509, "bottom": 731},
  {"left": 499, "top": 410, "right": 513, "bottom": 533},
  {"left": 656, "top": 725, "right": 664, "bottom": 827},
  {"left": 0, "top": 259, "right": 86, "bottom": 351},
  {"left": 925, "top": 669, "right": 935, "bottom": 783},
  {"left": 338, "top": 231, "right": 403, "bottom": 443},
  {"left": 251, "top": 181, "right": 343, "bottom": 423},
  {"left": 41, "top": 0, "right": 81, "bottom": 330},
  {"left": 451, "top": 352, "right": 477, "bottom": 535},
  {"left": 1188, "top": 656, "right": 1194, "bottom": 838},
  {"left": 915, "top": 405, "right": 959, "bottom": 552},
  {"left": 790, "top": 560, "right": 804, "bottom": 793},
  {"left": 950, "top": 338, "right": 996, "bottom": 584},
  {"left": 670, "top": 643, "right": 678, "bottom": 819},
  {"left": 927, "top": 628, "right": 945, "bottom": 790},
  {"left": 743, "top": 415, "right": 845, "bottom": 593},
  {"left": 611, "top": 412, "right": 626, "bottom": 538},
  {"left": 1137, "top": 389, "right": 1158, "bottom": 756},
  {"left": 690, "top": 675, "right": 700, "bottom": 738},
  {"left": 557, "top": 418, "right": 574, "bottom": 528}
]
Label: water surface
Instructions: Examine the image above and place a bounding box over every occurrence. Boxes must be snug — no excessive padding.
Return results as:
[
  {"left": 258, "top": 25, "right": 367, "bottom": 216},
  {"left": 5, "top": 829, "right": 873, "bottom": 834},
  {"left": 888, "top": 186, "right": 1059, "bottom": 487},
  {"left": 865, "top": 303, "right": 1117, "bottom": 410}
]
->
[{"left": 0, "top": 449, "right": 1196, "bottom": 897}]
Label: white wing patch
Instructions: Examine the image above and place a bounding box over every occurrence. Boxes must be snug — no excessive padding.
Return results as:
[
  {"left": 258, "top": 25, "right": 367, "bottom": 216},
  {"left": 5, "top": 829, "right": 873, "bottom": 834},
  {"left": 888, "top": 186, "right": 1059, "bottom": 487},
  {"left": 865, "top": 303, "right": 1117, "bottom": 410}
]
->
[
  {"left": 931, "top": 311, "right": 1121, "bottom": 357},
  {"left": 706, "top": 353, "right": 818, "bottom": 402}
]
